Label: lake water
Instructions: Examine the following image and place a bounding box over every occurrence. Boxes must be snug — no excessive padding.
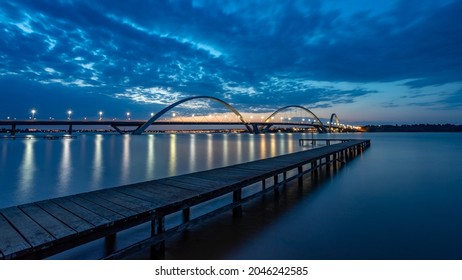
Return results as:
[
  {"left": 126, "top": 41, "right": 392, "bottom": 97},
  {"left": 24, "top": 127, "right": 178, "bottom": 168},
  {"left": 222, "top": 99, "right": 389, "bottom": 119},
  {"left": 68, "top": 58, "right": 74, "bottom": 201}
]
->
[{"left": 1, "top": 132, "right": 462, "bottom": 259}]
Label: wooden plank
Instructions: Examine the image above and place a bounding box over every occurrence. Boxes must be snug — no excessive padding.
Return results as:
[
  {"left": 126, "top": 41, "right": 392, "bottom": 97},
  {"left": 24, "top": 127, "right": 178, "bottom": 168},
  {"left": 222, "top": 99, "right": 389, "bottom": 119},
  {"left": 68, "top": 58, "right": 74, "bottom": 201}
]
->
[
  {"left": 209, "top": 165, "right": 254, "bottom": 175},
  {"left": 135, "top": 182, "right": 200, "bottom": 197},
  {"left": 19, "top": 203, "right": 76, "bottom": 240},
  {"left": 0, "top": 214, "right": 31, "bottom": 258},
  {"left": 36, "top": 201, "right": 93, "bottom": 232},
  {"left": 115, "top": 186, "right": 173, "bottom": 205},
  {"left": 78, "top": 193, "right": 137, "bottom": 217},
  {"left": 159, "top": 177, "right": 224, "bottom": 192},
  {"left": 116, "top": 183, "right": 198, "bottom": 204},
  {"left": 53, "top": 198, "right": 110, "bottom": 227},
  {"left": 0, "top": 207, "right": 55, "bottom": 247},
  {"left": 93, "top": 189, "right": 158, "bottom": 213},
  {"left": 187, "top": 172, "right": 250, "bottom": 186},
  {"left": 67, "top": 195, "right": 126, "bottom": 222}
]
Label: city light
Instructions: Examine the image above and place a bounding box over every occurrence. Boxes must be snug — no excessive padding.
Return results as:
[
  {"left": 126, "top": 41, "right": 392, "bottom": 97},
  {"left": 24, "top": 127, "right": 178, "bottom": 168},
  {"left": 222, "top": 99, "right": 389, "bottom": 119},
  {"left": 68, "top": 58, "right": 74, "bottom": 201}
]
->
[
  {"left": 31, "top": 109, "right": 36, "bottom": 120},
  {"left": 126, "top": 112, "right": 130, "bottom": 120},
  {"left": 67, "top": 110, "right": 72, "bottom": 120},
  {"left": 99, "top": 111, "right": 103, "bottom": 120}
]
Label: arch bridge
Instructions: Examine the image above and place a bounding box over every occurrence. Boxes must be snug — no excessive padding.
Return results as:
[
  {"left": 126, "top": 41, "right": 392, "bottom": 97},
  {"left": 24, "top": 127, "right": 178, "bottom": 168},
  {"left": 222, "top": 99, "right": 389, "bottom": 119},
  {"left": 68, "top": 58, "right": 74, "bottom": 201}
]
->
[{"left": 0, "top": 96, "right": 355, "bottom": 135}]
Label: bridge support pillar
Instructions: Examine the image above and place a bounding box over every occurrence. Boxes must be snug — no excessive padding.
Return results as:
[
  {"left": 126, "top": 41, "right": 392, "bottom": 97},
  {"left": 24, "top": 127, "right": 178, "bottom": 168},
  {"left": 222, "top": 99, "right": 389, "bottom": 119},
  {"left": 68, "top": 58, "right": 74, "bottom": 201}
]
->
[
  {"left": 251, "top": 124, "right": 260, "bottom": 134},
  {"left": 111, "top": 125, "right": 125, "bottom": 135},
  {"left": 68, "top": 124, "right": 73, "bottom": 135},
  {"left": 10, "top": 124, "right": 16, "bottom": 136}
]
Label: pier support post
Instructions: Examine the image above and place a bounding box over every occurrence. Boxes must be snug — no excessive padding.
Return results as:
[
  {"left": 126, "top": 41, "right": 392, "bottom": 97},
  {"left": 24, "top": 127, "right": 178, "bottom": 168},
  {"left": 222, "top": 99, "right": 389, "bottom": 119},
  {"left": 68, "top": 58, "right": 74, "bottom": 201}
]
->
[
  {"left": 326, "top": 155, "right": 331, "bottom": 175},
  {"left": 11, "top": 124, "right": 16, "bottom": 136},
  {"left": 262, "top": 179, "right": 266, "bottom": 190},
  {"left": 104, "top": 233, "right": 116, "bottom": 256},
  {"left": 232, "top": 189, "right": 242, "bottom": 217},
  {"left": 182, "top": 208, "right": 190, "bottom": 223},
  {"left": 274, "top": 175, "right": 279, "bottom": 197},
  {"left": 312, "top": 160, "right": 318, "bottom": 178},
  {"left": 68, "top": 124, "right": 73, "bottom": 135},
  {"left": 298, "top": 166, "right": 303, "bottom": 187},
  {"left": 150, "top": 216, "right": 165, "bottom": 259}
]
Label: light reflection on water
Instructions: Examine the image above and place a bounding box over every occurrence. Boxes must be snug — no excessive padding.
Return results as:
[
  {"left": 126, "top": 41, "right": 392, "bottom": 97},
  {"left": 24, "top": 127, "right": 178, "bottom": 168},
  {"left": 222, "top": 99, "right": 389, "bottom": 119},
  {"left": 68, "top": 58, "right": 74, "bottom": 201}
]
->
[
  {"left": 92, "top": 134, "right": 103, "bottom": 188},
  {"left": 57, "top": 139, "right": 71, "bottom": 194},
  {"left": 0, "top": 133, "right": 311, "bottom": 208},
  {"left": 3, "top": 132, "right": 462, "bottom": 260},
  {"left": 17, "top": 139, "right": 36, "bottom": 202}
]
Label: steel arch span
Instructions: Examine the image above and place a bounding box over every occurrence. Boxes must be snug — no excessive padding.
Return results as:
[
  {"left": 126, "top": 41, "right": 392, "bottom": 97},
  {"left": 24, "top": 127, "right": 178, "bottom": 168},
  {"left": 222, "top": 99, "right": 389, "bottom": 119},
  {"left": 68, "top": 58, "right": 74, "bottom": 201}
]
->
[
  {"left": 262, "top": 105, "right": 327, "bottom": 133},
  {"left": 132, "top": 95, "right": 252, "bottom": 134},
  {"left": 329, "top": 113, "right": 340, "bottom": 133}
]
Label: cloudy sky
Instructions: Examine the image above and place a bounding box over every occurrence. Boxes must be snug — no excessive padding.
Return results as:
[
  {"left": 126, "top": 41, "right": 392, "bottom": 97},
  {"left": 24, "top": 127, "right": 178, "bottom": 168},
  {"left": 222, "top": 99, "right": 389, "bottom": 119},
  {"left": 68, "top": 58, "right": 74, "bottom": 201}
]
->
[{"left": 1, "top": 0, "right": 461, "bottom": 124}]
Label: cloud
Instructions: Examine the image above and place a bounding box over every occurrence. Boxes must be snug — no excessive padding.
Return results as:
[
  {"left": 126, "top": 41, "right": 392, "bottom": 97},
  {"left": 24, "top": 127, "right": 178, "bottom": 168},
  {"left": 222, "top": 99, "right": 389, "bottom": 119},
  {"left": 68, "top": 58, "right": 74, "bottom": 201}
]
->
[{"left": 0, "top": 0, "right": 461, "bottom": 122}]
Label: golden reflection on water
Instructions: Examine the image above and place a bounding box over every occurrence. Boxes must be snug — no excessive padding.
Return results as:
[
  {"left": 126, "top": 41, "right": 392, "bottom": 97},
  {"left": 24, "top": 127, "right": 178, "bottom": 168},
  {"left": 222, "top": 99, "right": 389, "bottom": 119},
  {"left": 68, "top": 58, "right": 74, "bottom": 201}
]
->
[
  {"left": 222, "top": 133, "right": 228, "bottom": 165},
  {"left": 248, "top": 134, "right": 255, "bottom": 161},
  {"left": 189, "top": 134, "right": 196, "bottom": 172},
  {"left": 121, "top": 134, "right": 131, "bottom": 183},
  {"left": 4, "top": 133, "right": 311, "bottom": 208},
  {"left": 287, "top": 133, "right": 294, "bottom": 151},
  {"left": 206, "top": 134, "right": 213, "bottom": 169},
  {"left": 146, "top": 135, "right": 155, "bottom": 178},
  {"left": 168, "top": 134, "right": 177, "bottom": 176},
  {"left": 260, "top": 134, "right": 267, "bottom": 158},
  {"left": 269, "top": 133, "right": 277, "bottom": 157}
]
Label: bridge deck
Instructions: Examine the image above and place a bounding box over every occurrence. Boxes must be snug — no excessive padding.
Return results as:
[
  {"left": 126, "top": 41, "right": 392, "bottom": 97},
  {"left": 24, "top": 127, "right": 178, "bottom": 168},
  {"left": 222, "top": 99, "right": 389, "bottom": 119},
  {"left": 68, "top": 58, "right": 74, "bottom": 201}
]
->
[{"left": 0, "top": 139, "right": 370, "bottom": 259}]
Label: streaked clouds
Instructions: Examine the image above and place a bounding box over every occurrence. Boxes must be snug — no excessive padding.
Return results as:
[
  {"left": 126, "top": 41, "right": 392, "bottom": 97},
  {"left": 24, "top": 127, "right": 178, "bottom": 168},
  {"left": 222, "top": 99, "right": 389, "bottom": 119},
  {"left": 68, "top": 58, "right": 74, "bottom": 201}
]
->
[{"left": 0, "top": 0, "right": 461, "bottom": 123}]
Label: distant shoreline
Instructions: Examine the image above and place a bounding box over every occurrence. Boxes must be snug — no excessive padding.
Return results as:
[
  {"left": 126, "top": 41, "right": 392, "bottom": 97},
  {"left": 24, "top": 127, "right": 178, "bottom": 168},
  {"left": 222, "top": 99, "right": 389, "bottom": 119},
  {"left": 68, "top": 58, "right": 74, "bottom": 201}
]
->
[{"left": 363, "top": 124, "right": 462, "bottom": 132}]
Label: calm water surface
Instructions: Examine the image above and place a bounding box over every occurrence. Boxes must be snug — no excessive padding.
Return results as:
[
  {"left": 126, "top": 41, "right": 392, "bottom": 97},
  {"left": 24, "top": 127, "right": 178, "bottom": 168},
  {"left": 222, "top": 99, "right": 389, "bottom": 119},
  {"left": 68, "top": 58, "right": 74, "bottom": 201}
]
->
[{"left": 1, "top": 132, "right": 462, "bottom": 259}]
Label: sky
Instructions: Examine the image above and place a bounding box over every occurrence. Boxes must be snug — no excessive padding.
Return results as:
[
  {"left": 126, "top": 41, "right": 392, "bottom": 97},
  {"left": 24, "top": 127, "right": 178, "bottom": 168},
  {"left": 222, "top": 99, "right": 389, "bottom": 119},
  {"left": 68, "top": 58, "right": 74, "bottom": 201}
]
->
[{"left": 0, "top": 0, "right": 461, "bottom": 124}]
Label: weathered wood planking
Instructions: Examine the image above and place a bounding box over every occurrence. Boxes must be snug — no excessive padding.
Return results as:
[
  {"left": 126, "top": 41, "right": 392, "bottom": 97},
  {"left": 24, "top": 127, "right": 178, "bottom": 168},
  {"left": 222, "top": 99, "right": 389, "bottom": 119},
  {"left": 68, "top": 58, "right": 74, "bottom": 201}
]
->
[
  {"left": 0, "top": 207, "right": 55, "bottom": 247},
  {"left": 35, "top": 201, "right": 94, "bottom": 233},
  {"left": 19, "top": 203, "right": 77, "bottom": 239},
  {"left": 0, "top": 139, "right": 370, "bottom": 259},
  {"left": 0, "top": 213, "right": 32, "bottom": 257}
]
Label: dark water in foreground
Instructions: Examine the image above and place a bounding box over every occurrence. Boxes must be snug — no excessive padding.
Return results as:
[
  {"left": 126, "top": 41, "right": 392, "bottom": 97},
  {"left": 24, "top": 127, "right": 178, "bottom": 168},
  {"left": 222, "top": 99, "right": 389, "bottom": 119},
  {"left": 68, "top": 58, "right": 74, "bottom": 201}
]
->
[{"left": 1, "top": 132, "right": 462, "bottom": 259}]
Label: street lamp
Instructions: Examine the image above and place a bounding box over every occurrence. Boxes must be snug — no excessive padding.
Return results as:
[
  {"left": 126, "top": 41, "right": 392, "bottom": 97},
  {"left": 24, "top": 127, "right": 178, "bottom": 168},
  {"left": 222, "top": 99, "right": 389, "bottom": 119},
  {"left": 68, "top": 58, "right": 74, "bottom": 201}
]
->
[
  {"left": 31, "top": 109, "right": 36, "bottom": 120},
  {"left": 67, "top": 110, "right": 72, "bottom": 120},
  {"left": 99, "top": 111, "right": 103, "bottom": 120},
  {"left": 126, "top": 112, "right": 130, "bottom": 120},
  {"left": 150, "top": 112, "right": 154, "bottom": 117}
]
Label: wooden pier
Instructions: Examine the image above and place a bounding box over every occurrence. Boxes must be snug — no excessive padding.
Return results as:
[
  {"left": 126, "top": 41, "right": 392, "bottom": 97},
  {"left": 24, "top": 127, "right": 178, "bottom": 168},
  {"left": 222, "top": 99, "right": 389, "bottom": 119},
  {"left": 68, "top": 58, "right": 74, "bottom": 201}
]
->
[
  {"left": 298, "top": 138, "right": 354, "bottom": 146},
  {"left": 0, "top": 139, "right": 370, "bottom": 260}
]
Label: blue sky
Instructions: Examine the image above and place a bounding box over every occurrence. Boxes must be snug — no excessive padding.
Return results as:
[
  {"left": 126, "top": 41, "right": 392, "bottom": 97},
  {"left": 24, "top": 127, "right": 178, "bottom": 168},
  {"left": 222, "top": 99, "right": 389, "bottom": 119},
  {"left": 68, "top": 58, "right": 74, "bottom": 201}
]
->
[{"left": 1, "top": 0, "right": 461, "bottom": 124}]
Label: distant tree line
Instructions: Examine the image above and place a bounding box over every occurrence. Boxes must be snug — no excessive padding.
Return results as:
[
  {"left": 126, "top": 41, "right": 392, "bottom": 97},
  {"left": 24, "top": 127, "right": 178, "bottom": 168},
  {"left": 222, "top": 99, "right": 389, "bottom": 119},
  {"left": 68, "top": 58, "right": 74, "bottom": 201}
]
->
[{"left": 364, "top": 124, "right": 462, "bottom": 132}]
